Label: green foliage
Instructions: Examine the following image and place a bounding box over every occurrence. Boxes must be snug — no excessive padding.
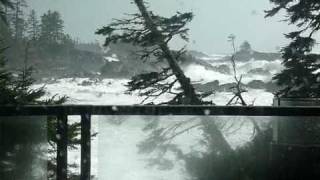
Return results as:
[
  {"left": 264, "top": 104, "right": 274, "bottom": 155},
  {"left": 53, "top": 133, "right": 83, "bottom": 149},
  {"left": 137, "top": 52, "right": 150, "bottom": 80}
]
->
[
  {"left": 0, "top": 44, "right": 82, "bottom": 179},
  {"left": 37, "top": 10, "right": 75, "bottom": 59},
  {"left": 1, "top": 4, "right": 93, "bottom": 178},
  {"left": 266, "top": 0, "right": 320, "bottom": 98},
  {"left": 97, "top": 1, "right": 203, "bottom": 105},
  {"left": 0, "top": 38, "right": 79, "bottom": 179},
  {"left": 96, "top": 12, "right": 193, "bottom": 47},
  {"left": 39, "top": 10, "right": 64, "bottom": 45},
  {"left": 9, "top": 0, "right": 27, "bottom": 41},
  {"left": 0, "top": 46, "right": 45, "bottom": 104},
  {"left": 3, "top": 7, "right": 80, "bottom": 76}
]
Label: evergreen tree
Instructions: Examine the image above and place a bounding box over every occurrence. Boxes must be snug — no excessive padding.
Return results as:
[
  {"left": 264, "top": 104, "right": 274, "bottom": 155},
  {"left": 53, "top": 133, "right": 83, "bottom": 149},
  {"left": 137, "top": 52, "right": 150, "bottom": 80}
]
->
[
  {"left": 0, "top": 43, "right": 81, "bottom": 179},
  {"left": 26, "top": 9, "right": 40, "bottom": 41},
  {"left": 97, "top": 2, "right": 240, "bottom": 180},
  {"left": 0, "top": 43, "right": 46, "bottom": 179},
  {"left": 96, "top": 2, "right": 276, "bottom": 180},
  {"left": 36, "top": 10, "right": 77, "bottom": 62},
  {"left": 39, "top": 10, "right": 64, "bottom": 45},
  {"left": 97, "top": 0, "right": 204, "bottom": 105},
  {"left": 0, "top": 8, "right": 80, "bottom": 176},
  {"left": 266, "top": 0, "right": 320, "bottom": 98},
  {"left": 38, "top": 10, "right": 71, "bottom": 59},
  {"left": 8, "top": 0, "right": 27, "bottom": 41}
]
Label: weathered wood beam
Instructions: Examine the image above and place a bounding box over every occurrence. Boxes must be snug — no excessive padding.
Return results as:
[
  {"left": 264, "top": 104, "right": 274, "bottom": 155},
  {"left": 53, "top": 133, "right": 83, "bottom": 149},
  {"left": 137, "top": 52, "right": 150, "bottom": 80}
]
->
[
  {"left": 56, "top": 114, "right": 68, "bottom": 180},
  {"left": 80, "top": 113, "right": 91, "bottom": 180},
  {"left": 1, "top": 105, "right": 320, "bottom": 116}
]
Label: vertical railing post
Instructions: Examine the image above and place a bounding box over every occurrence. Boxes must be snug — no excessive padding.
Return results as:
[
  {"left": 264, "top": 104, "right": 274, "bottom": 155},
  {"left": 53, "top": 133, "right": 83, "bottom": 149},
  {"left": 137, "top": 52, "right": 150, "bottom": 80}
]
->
[
  {"left": 81, "top": 113, "right": 91, "bottom": 180},
  {"left": 57, "top": 114, "right": 68, "bottom": 180}
]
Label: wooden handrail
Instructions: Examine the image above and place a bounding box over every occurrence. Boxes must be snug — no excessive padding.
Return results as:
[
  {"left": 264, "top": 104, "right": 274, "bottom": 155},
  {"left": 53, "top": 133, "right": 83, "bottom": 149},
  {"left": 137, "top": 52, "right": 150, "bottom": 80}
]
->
[
  {"left": 1, "top": 105, "right": 320, "bottom": 116},
  {"left": 2, "top": 105, "right": 320, "bottom": 180}
]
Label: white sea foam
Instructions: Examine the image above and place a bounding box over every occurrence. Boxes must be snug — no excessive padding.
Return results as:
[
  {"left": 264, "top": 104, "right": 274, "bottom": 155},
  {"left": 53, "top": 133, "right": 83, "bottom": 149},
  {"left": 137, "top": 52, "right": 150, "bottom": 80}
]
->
[{"left": 33, "top": 58, "right": 279, "bottom": 179}]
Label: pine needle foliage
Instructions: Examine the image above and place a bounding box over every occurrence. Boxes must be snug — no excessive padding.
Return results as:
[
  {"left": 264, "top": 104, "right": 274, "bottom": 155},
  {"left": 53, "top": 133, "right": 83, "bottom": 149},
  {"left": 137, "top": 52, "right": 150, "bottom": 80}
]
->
[{"left": 266, "top": 0, "right": 320, "bottom": 98}]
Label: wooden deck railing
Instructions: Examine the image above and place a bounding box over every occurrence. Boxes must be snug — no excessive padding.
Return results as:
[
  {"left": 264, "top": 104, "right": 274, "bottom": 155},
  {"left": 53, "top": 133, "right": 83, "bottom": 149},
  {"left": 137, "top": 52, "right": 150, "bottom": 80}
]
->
[{"left": 1, "top": 105, "right": 320, "bottom": 180}]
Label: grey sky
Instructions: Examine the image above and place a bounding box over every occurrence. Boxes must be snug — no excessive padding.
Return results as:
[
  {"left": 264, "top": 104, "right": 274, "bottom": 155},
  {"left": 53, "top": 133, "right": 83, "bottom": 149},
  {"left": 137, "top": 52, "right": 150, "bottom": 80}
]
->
[{"left": 28, "top": 0, "right": 295, "bottom": 54}]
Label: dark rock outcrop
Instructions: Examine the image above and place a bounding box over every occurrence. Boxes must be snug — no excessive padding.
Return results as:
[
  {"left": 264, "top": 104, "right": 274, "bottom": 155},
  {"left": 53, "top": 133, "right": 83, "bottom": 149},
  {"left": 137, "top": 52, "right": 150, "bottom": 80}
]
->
[
  {"left": 248, "top": 68, "right": 271, "bottom": 75},
  {"left": 194, "top": 80, "right": 220, "bottom": 92}
]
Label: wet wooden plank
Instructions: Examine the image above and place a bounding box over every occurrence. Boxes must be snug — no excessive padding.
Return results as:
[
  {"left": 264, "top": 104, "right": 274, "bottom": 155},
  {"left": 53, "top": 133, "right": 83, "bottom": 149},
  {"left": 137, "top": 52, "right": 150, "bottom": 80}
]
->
[
  {"left": 56, "top": 114, "right": 68, "bottom": 180},
  {"left": 0, "top": 105, "right": 320, "bottom": 117},
  {"left": 81, "top": 113, "right": 91, "bottom": 180}
]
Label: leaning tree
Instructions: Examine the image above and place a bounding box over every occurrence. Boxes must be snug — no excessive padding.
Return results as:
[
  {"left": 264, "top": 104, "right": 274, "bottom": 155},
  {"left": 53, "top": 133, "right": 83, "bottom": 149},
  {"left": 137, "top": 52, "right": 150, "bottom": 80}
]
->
[
  {"left": 266, "top": 0, "right": 320, "bottom": 98},
  {"left": 97, "top": 0, "right": 235, "bottom": 175},
  {"left": 96, "top": 0, "right": 206, "bottom": 105},
  {"left": 97, "top": 1, "right": 276, "bottom": 180}
]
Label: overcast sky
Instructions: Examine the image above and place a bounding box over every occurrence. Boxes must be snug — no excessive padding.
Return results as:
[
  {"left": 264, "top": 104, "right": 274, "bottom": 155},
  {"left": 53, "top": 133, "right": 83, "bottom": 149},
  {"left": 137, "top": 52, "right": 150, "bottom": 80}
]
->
[{"left": 28, "top": 0, "right": 296, "bottom": 54}]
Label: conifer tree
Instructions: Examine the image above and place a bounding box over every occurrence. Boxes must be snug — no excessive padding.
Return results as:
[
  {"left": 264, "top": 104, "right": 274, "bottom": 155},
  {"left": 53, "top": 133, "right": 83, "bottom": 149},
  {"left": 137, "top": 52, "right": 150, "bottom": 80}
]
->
[
  {"left": 0, "top": 43, "right": 81, "bottom": 179},
  {"left": 8, "top": 0, "right": 27, "bottom": 41},
  {"left": 266, "top": 0, "right": 320, "bottom": 98},
  {"left": 97, "top": 0, "right": 204, "bottom": 105},
  {"left": 0, "top": 8, "right": 80, "bottom": 176},
  {"left": 97, "top": 2, "right": 236, "bottom": 179},
  {"left": 39, "top": 10, "right": 64, "bottom": 45},
  {"left": 26, "top": 9, "right": 40, "bottom": 41}
]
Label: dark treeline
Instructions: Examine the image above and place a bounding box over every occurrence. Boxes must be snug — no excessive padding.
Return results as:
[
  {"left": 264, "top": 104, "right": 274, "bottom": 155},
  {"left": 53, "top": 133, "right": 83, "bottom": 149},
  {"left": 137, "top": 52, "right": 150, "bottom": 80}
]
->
[
  {"left": 0, "top": 0, "right": 104, "bottom": 79},
  {"left": 0, "top": 1, "right": 83, "bottom": 180}
]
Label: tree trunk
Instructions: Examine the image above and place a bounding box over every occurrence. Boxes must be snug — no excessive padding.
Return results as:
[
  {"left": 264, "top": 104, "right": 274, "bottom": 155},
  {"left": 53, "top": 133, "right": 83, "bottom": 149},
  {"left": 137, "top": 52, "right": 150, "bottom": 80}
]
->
[
  {"left": 134, "top": 0, "right": 201, "bottom": 105},
  {"left": 134, "top": 0, "right": 234, "bottom": 158}
]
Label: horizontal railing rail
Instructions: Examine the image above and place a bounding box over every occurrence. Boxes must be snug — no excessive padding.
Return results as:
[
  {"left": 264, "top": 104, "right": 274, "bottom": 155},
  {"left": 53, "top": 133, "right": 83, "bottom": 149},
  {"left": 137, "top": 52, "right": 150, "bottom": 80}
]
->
[
  {"left": 1, "top": 105, "right": 320, "bottom": 180},
  {"left": 1, "top": 105, "right": 320, "bottom": 116}
]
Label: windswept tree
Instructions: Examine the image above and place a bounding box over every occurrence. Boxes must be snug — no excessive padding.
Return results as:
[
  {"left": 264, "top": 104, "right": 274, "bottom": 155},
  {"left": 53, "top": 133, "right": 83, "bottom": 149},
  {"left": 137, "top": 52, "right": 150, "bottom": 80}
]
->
[
  {"left": 97, "top": 0, "right": 235, "bottom": 178},
  {"left": 266, "top": 0, "right": 320, "bottom": 98},
  {"left": 97, "top": 0, "right": 204, "bottom": 105},
  {"left": 97, "top": 2, "right": 274, "bottom": 180}
]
